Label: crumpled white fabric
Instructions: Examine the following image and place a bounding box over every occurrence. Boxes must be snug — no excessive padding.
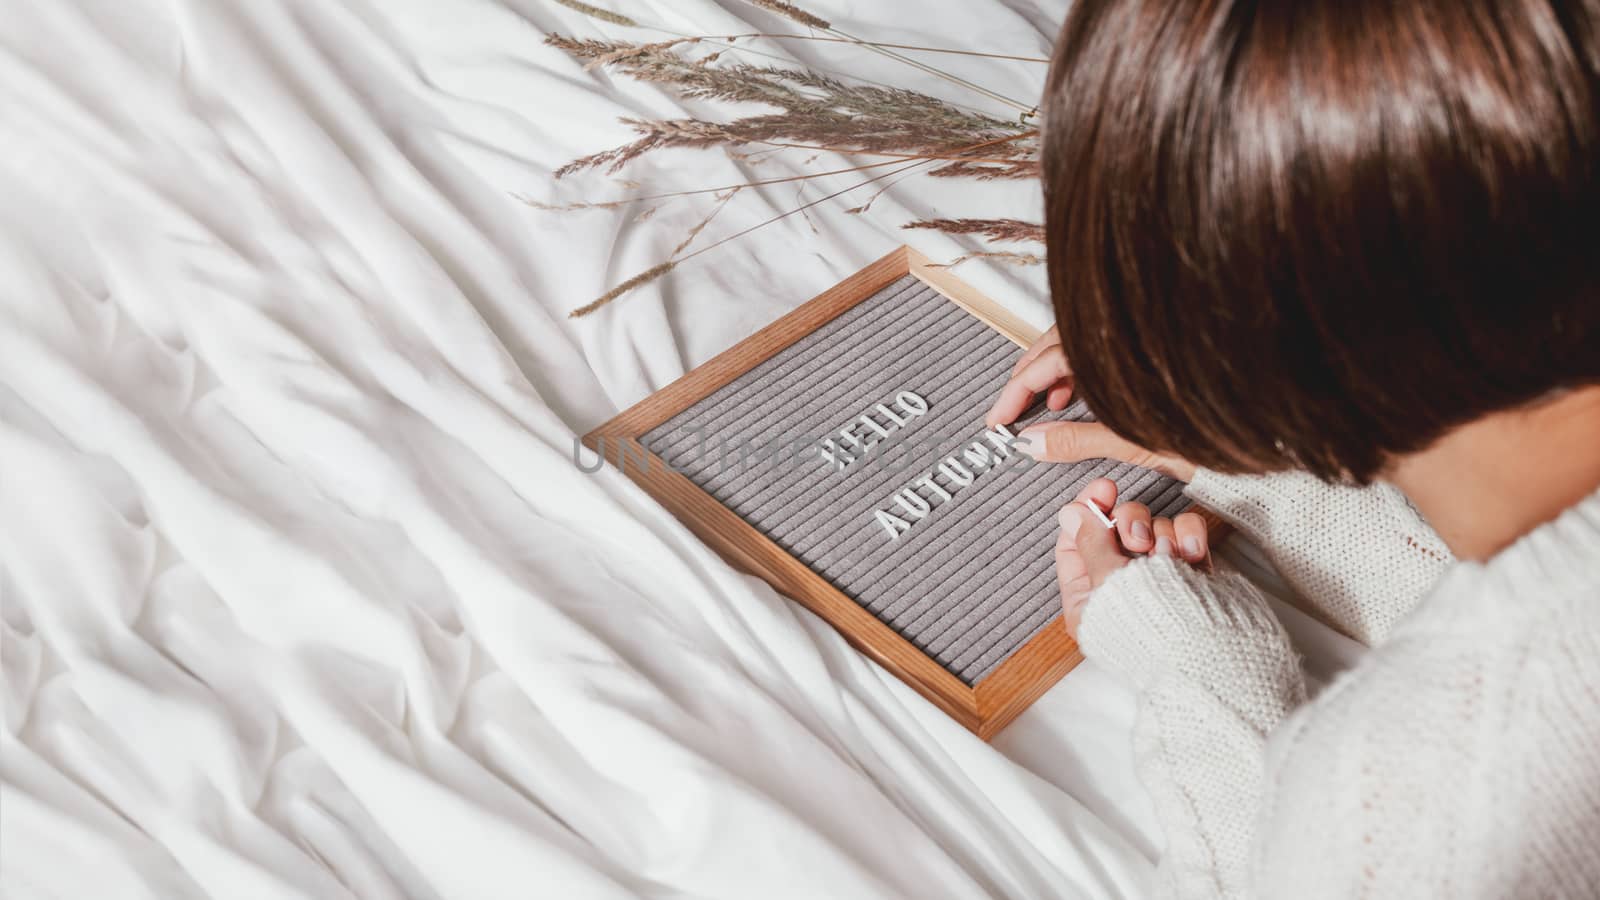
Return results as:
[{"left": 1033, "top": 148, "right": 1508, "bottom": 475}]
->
[{"left": 0, "top": 1, "right": 1360, "bottom": 897}]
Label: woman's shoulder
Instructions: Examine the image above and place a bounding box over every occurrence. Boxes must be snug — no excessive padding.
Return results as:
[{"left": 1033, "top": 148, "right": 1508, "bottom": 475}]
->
[
  {"left": 1257, "top": 570, "right": 1600, "bottom": 897},
  {"left": 1296, "top": 610, "right": 1593, "bottom": 744},
  {"left": 1287, "top": 552, "right": 1599, "bottom": 754},
  {"left": 1400, "top": 486, "right": 1600, "bottom": 632}
]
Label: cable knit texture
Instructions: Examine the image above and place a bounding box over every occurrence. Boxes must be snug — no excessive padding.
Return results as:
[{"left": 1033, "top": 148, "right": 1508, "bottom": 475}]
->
[
  {"left": 1079, "top": 472, "right": 1600, "bottom": 899},
  {"left": 1184, "top": 469, "right": 1453, "bottom": 644}
]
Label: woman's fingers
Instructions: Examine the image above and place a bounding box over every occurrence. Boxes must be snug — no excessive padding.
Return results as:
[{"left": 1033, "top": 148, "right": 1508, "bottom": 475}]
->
[
  {"left": 1173, "top": 511, "right": 1212, "bottom": 568},
  {"left": 1018, "top": 421, "right": 1145, "bottom": 465},
  {"left": 986, "top": 344, "right": 1072, "bottom": 428},
  {"left": 1055, "top": 526, "right": 1092, "bottom": 636},
  {"left": 1054, "top": 481, "right": 1216, "bottom": 638},
  {"left": 1114, "top": 502, "right": 1153, "bottom": 553},
  {"left": 1150, "top": 516, "right": 1178, "bottom": 558},
  {"left": 1011, "top": 325, "right": 1061, "bottom": 377},
  {"left": 1016, "top": 420, "right": 1198, "bottom": 482},
  {"left": 1145, "top": 514, "right": 1210, "bottom": 568},
  {"left": 989, "top": 329, "right": 1203, "bottom": 483},
  {"left": 1056, "top": 479, "right": 1128, "bottom": 639},
  {"left": 1057, "top": 480, "right": 1127, "bottom": 584},
  {"left": 1012, "top": 328, "right": 1071, "bottom": 412}
]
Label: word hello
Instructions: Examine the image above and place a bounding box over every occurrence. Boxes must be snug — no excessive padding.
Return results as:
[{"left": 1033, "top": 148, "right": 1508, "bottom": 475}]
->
[
  {"left": 817, "top": 390, "right": 930, "bottom": 470},
  {"left": 872, "top": 423, "right": 1023, "bottom": 541}
]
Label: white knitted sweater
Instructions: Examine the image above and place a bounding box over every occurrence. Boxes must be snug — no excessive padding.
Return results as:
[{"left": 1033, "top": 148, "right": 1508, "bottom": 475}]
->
[{"left": 1078, "top": 469, "right": 1600, "bottom": 899}]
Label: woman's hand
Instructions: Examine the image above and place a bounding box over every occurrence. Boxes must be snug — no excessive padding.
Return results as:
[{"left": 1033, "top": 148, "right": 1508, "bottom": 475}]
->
[
  {"left": 986, "top": 327, "right": 1196, "bottom": 482},
  {"left": 1057, "top": 478, "right": 1212, "bottom": 638},
  {"left": 986, "top": 326, "right": 1075, "bottom": 426}
]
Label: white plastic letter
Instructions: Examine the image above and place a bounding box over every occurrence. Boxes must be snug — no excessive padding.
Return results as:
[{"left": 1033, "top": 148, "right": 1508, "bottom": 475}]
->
[
  {"left": 874, "top": 509, "right": 911, "bottom": 540},
  {"left": 876, "top": 403, "right": 907, "bottom": 427},
  {"left": 895, "top": 390, "right": 930, "bottom": 417},
  {"left": 984, "top": 424, "right": 1015, "bottom": 457},
  {"left": 818, "top": 438, "right": 853, "bottom": 470},
  {"left": 915, "top": 474, "right": 953, "bottom": 503},
  {"left": 859, "top": 413, "right": 891, "bottom": 439},
  {"left": 962, "top": 442, "right": 994, "bottom": 470},
  {"left": 894, "top": 487, "right": 932, "bottom": 519},
  {"left": 938, "top": 458, "right": 974, "bottom": 487}
]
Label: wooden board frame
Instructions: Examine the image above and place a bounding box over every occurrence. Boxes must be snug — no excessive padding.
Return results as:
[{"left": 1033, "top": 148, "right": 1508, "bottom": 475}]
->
[{"left": 585, "top": 245, "right": 1223, "bottom": 740}]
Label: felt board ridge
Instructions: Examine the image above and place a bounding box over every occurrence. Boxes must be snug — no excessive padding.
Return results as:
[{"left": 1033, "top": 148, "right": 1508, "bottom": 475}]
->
[{"left": 639, "top": 274, "right": 1191, "bottom": 685}]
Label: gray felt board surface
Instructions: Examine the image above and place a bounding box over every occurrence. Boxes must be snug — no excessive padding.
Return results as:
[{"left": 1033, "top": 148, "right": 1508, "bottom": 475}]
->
[{"left": 641, "top": 275, "right": 1190, "bottom": 684}]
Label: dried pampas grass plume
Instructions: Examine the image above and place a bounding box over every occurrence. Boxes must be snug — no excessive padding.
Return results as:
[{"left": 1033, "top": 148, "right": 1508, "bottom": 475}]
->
[
  {"left": 513, "top": 193, "right": 629, "bottom": 211},
  {"left": 927, "top": 159, "right": 1040, "bottom": 180},
  {"left": 746, "top": 0, "right": 832, "bottom": 30},
  {"left": 569, "top": 262, "right": 678, "bottom": 318},
  {"left": 901, "top": 217, "right": 1045, "bottom": 243},
  {"left": 544, "top": 14, "right": 1052, "bottom": 317},
  {"left": 552, "top": 0, "right": 638, "bottom": 27},
  {"left": 543, "top": 36, "right": 1033, "bottom": 180},
  {"left": 927, "top": 250, "right": 1045, "bottom": 268}
]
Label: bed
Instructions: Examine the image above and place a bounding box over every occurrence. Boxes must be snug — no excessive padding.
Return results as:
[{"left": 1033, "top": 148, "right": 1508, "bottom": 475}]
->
[{"left": 0, "top": 1, "right": 1363, "bottom": 896}]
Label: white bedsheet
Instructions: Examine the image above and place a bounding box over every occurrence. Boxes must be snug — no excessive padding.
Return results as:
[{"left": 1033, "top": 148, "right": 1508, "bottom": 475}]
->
[{"left": 0, "top": 1, "right": 1361, "bottom": 897}]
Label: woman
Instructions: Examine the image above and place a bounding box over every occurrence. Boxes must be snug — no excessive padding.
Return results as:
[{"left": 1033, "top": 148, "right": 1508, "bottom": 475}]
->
[{"left": 989, "top": 0, "right": 1600, "bottom": 896}]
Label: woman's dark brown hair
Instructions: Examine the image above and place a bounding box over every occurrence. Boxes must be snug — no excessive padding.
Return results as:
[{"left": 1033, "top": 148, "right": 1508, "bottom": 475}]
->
[{"left": 1041, "top": 0, "right": 1600, "bottom": 483}]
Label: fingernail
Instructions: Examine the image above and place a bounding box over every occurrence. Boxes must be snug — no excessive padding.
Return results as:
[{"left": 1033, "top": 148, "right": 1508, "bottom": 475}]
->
[
  {"left": 1132, "top": 520, "right": 1152, "bottom": 544},
  {"left": 1154, "top": 536, "right": 1176, "bottom": 557},
  {"left": 1017, "top": 428, "right": 1044, "bottom": 460},
  {"left": 1182, "top": 536, "right": 1203, "bottom": 559},
  {"left": 1057, "top": 504, "right": 1084, "bottom": 531}
]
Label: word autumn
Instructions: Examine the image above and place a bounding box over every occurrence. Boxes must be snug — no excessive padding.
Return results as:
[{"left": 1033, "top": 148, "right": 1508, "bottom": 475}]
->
[{"left": 871, "top": 422, "right": 1023, "bottom": 541}]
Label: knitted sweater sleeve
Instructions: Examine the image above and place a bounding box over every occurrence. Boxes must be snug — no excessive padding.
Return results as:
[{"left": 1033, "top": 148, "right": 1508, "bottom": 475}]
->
[
  {"left": 1077, "top": 557, "right": 1305, "bottom": 900},
  {"left": 1183, "top": 469, "right": 1452, "bottom": 644}
]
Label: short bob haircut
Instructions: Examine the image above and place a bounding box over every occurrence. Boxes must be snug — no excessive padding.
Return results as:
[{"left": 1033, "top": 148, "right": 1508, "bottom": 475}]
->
[{"left": 1042, "top": 0, "right": 1600, "bottom": 483}]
